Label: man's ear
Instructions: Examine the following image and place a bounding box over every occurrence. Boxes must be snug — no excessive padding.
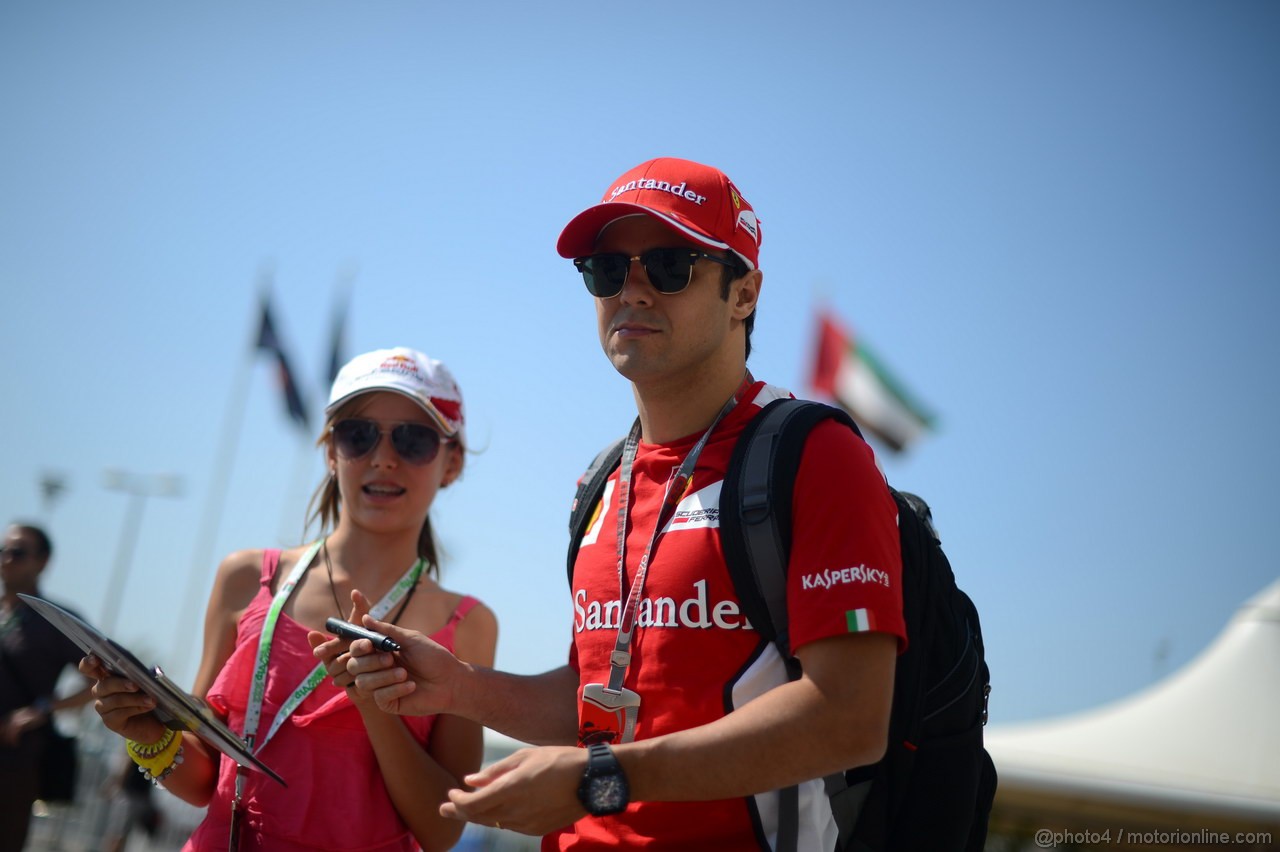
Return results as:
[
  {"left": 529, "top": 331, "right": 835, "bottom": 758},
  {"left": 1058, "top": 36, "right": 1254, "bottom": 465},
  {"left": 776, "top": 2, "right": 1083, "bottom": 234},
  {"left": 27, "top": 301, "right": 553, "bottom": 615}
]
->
[{"left": 732, "top": 269, "right": 763, "bottom": 320}]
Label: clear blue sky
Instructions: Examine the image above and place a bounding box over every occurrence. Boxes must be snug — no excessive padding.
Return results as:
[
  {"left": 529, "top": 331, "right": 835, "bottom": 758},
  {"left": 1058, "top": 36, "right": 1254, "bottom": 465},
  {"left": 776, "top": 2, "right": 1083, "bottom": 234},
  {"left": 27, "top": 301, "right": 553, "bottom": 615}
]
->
[{"left": 2, "top": 1, "right": 1276, "bottom": 727}]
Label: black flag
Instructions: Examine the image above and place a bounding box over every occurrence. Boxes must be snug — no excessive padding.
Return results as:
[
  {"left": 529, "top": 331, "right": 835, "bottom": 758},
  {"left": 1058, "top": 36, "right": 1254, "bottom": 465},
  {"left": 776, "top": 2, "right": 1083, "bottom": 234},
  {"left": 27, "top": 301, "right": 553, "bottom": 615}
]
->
[{"left": 254, "top": 298, "right": 310, "bottom": 431}]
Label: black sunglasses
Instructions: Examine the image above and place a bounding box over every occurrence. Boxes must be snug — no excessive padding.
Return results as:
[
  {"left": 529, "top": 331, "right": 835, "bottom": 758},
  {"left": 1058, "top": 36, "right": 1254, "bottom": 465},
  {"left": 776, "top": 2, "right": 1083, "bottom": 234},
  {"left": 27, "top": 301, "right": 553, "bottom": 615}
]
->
[
  {"left": 331, "top": 419, "right": 451, "bottom": 466},
  {"left": 0, "top": 546, "right": 30, "bottom": 561},
  {"left": 573, "top": 247, "right": 739, "bottom": 298}
]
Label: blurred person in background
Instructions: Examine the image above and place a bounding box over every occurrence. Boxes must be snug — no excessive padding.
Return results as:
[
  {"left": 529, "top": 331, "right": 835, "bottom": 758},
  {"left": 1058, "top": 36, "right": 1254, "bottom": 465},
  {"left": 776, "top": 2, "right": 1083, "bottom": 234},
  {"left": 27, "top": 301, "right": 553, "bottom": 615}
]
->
[
  {"left": 81, "top": 348, "right": 498, "bottom": 852},
  {"left": 0, "top": 523, "right": 93, "bottom": 852},
  {"left": 101, "top": 753, "right": 163, "bottom": 852}
]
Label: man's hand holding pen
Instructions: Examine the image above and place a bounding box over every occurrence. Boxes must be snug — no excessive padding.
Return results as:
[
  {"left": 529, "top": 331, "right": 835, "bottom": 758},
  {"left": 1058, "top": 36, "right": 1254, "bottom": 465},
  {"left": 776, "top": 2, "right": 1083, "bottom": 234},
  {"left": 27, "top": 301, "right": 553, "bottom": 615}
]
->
[{"left": 311, "top": 592, "right": 464, "bottom": 719}]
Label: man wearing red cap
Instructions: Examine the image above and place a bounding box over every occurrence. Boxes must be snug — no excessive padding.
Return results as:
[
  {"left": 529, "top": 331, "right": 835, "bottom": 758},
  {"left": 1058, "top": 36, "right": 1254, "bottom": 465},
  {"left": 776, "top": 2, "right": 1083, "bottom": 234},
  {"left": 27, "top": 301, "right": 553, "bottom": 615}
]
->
[{"left": 341, "top": 157, "right": 904, "bottom": 850}]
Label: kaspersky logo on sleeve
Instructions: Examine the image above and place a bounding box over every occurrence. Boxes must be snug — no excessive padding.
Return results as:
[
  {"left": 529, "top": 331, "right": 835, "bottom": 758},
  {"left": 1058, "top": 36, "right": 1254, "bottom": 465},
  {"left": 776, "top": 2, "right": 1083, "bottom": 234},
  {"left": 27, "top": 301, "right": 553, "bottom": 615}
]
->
[{"left": 801, "top": 565, "right": 892, "bottom": 591}]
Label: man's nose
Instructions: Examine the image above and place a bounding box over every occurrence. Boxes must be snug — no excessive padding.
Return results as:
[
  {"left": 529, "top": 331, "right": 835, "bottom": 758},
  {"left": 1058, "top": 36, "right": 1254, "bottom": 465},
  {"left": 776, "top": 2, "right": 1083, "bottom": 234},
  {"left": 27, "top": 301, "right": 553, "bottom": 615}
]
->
[{"left": 618, "top": 257, "right": 656, "bottom": 305}]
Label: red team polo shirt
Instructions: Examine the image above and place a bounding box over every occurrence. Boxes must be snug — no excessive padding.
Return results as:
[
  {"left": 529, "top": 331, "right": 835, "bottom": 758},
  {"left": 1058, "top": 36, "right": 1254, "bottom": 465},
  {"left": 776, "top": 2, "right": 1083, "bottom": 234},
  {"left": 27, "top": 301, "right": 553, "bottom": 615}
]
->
[{"left": 552, "top": 382, "right": 906, "bottom": 851}]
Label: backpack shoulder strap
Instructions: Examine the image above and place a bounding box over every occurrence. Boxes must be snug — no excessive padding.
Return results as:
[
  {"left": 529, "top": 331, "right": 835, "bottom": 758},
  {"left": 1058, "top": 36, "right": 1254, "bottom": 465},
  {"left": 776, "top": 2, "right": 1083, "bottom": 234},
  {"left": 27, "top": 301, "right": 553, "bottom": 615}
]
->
[
  {"left": 566, "top": 433, "right": 628, "bottom": 585},
  {"left": 719, "top": 398, "right": 863, "bottom": 852},
  {"left": 720, "top": 398, "right": 862, "bottom": 655}
]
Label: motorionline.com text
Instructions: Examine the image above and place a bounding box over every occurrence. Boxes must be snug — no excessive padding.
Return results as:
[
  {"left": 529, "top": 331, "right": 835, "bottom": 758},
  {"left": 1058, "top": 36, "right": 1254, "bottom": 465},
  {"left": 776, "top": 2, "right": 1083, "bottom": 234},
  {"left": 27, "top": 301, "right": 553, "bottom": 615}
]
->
[{"left": 1035, "top": 827, "right": 1273, "bottom": 847}]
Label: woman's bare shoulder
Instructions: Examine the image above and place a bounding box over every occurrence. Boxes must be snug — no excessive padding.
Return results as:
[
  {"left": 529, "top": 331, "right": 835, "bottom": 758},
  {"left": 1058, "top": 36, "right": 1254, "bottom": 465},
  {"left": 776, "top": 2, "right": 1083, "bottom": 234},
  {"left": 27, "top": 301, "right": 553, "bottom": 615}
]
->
[
  {"left": 439, "top": 589, "right": 498, "bottom": 667},
  {"left": 214, "top": 544, "right": 314, "bottom": 593}
]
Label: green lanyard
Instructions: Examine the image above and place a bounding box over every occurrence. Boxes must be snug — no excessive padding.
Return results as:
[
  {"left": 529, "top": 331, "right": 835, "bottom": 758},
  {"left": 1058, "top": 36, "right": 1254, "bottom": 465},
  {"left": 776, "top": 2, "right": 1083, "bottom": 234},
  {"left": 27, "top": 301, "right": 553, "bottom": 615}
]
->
[
  {"left": 242, "top": 539, "right": 424, "bottom": 755},
  {"left": 230, "top": 541, "right": 424, "bottom": 849}
]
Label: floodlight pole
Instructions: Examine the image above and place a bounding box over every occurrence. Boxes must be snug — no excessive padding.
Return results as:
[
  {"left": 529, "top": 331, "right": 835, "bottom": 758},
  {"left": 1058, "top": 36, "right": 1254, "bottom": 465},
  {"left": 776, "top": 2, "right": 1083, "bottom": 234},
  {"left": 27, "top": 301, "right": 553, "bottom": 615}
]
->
[{"left": 101, "top": 470, "right": 183, "bottom": 637}]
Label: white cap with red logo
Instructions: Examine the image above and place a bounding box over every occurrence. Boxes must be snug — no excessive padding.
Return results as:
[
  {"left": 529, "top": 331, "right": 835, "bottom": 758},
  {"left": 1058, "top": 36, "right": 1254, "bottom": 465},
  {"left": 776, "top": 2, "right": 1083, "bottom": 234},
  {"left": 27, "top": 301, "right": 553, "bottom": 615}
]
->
[{"left": 326, "top": 347, "right": 465, "bottom": 442}]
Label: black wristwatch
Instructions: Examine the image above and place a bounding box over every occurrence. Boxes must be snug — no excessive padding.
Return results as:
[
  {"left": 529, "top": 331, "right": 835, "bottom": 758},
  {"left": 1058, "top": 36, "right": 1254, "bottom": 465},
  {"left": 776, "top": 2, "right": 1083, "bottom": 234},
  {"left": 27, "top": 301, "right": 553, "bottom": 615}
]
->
[{"left": 577, "top": 742, "right": 629, "bottom": 816}]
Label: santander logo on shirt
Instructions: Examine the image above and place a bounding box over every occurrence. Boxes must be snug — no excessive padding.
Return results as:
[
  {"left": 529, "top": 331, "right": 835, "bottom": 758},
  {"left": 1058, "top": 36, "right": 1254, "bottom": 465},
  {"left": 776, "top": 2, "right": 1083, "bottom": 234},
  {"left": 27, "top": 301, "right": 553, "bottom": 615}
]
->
[{"left": 574, "top": 579, "right": 752, "bottom": 633}]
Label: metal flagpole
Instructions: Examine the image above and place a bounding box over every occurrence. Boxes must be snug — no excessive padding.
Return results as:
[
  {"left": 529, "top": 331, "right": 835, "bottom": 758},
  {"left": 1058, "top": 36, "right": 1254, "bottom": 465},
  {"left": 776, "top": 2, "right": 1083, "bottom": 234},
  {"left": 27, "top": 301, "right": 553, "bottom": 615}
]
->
[
  {"left": 274, "top": 269, "right": 352, "bottom": 547},
  {"left": 170, "top": 278, "right": 269, "bottom": 685},
  {"left": 277, "top": 437, "right": 318, "bottom": 547}
]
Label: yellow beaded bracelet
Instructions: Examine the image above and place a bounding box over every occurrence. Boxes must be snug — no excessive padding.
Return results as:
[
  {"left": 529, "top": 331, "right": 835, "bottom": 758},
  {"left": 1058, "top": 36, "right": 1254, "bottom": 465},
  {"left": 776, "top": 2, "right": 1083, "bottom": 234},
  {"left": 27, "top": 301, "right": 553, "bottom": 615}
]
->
[
  {"left": 126, "top": 729, "right": 183, "bottom": 778},
  {"left": 126, "top": 728, "right": 175, "bottom": 759},
  {"left": 133, "top": 744, "right": 183, "bottom": 785},
  {"left": 129, "top": 739, "right": 181, "bottom": 778}
]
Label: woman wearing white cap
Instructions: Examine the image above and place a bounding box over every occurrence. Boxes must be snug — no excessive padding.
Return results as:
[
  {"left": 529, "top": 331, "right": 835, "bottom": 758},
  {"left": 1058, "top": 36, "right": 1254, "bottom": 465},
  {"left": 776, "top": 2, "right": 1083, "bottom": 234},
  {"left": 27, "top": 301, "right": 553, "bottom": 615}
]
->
[{"left": 81, "top": 347, "right": 498, "bottom": 852}]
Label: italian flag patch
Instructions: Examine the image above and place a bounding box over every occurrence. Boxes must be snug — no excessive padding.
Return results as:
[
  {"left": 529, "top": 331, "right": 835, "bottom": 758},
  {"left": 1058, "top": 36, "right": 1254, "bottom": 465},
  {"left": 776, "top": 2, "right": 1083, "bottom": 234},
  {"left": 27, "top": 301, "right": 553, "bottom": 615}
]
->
[{"left": 846, "top": 608, "right": 875, "bottom": 633}]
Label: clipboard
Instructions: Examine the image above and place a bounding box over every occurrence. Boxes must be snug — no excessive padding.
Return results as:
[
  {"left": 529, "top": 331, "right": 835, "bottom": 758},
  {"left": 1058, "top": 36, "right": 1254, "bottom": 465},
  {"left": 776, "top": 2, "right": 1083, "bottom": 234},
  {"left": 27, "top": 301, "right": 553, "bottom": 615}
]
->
[{"left": 19, "top": 593, "right": 287, "bottom": 787}]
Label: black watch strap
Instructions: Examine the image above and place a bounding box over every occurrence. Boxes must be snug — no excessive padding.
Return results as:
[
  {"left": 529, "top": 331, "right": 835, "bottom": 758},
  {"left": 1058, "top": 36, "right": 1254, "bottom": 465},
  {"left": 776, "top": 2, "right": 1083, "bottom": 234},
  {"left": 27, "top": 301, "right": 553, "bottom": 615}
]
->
[{"left": 586, "top": 742, "right": 620, "bottom": 771}]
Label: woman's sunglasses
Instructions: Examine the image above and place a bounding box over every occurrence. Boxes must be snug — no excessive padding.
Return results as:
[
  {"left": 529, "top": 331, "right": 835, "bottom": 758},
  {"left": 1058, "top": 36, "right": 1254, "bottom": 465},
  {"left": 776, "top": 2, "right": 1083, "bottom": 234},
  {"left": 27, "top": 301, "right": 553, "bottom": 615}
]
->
[
  {"left": 331, "top": 419, "right": 451, "bottom": 466},
  {"left": 573, "top": 247, "right": 739, "bottom": 298}
]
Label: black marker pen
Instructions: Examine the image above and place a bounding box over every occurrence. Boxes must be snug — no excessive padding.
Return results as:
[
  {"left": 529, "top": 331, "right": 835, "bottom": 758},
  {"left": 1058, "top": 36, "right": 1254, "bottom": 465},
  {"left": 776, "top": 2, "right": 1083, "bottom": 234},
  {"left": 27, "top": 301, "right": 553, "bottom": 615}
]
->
[{"left": 324, "top": 618, "right": 401, "bottom": 652}]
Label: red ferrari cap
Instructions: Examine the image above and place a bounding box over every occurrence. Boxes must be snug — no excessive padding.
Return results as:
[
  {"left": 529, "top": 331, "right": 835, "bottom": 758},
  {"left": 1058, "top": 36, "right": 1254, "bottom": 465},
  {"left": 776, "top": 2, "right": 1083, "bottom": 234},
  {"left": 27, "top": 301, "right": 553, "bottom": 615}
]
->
[{"left": 557, "top": 157, "right": 762, "bottom": 270}]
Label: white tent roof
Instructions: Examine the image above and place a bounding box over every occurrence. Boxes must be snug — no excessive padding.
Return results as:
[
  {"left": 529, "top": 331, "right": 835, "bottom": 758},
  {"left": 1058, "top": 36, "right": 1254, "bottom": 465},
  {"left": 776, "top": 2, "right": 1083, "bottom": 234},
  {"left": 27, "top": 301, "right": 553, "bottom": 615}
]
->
[{"left": 986, "top": 577, "right": 1280, "bottom": 830}]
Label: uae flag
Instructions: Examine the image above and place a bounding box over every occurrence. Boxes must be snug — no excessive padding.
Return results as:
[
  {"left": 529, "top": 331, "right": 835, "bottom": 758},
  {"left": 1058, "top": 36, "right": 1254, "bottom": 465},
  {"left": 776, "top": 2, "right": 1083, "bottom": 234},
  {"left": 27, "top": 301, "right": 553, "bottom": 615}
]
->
[{"left": 809, "top": 311, "right": 936, "bottom": 453}]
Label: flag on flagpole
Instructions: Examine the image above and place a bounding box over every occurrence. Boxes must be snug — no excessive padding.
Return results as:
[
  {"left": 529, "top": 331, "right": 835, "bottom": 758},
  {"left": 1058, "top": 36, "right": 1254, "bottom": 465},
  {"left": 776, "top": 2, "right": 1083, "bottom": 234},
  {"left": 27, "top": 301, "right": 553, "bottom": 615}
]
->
[
  {"left": 809, "top": 310, "right": 936, "bottom": 453},
  {"left": 254, "top": 297, "right": 310, "bottom": 431},
  {"left": 325, "top": 278, "right": 351, "bottom": 386}
]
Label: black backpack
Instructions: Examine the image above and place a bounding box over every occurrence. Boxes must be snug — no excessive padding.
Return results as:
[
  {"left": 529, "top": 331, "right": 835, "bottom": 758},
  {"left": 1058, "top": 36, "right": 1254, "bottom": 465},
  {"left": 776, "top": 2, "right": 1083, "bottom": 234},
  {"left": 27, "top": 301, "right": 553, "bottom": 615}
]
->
[{"left": 567, "top": 398, "right": 996, "bottom": 852}]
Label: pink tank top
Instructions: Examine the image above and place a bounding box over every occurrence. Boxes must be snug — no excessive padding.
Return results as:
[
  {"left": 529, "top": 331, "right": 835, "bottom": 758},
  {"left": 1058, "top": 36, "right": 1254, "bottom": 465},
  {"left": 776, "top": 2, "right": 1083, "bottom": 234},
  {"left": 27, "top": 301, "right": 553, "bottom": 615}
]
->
[{"left": 185, "top": 550, "right": 480, "bottom": 852}]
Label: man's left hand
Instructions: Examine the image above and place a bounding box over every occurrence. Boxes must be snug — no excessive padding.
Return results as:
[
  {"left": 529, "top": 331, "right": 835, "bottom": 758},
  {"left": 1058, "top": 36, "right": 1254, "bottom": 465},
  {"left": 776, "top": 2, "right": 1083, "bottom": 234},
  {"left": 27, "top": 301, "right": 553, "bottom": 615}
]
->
[{"left": 441, "top": 745, "right": 589, "bottom": 836}]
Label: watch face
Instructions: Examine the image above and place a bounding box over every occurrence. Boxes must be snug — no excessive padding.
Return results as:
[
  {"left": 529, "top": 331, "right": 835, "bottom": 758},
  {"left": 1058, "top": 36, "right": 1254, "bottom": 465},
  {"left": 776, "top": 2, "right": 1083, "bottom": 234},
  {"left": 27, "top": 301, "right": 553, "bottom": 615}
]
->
[
  {"left": 589, "top": 774, "right": 628, "bottom": 813},
  {"left": 579, "top": 743, "right": 629, "bottom": 816}
]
